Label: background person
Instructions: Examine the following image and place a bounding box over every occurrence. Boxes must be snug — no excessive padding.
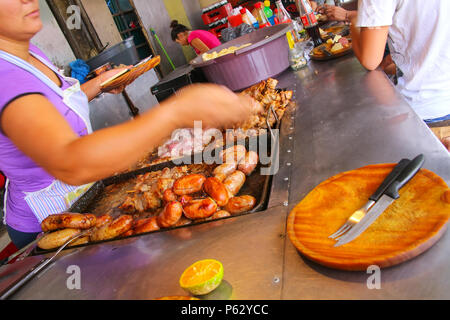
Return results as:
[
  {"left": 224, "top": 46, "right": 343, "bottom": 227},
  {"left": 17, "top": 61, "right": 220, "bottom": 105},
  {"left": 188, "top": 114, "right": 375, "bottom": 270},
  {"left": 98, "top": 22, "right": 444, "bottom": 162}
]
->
[
  {"left": 350, "top": 0, "right": 450, "bottom": 151},
  {"left": 170, "top": 20, "right": 221, "bottom": 55}
]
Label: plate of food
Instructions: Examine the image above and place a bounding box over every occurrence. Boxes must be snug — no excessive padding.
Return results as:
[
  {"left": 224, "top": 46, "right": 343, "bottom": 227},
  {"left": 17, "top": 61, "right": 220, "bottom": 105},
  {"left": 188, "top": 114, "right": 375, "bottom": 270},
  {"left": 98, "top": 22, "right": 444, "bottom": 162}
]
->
[
  {"left": 309, "top": 35, "right": 352, "bottom": 61},
  {"left": 319, "top": 24, "right": 350, "bottom": 40}
]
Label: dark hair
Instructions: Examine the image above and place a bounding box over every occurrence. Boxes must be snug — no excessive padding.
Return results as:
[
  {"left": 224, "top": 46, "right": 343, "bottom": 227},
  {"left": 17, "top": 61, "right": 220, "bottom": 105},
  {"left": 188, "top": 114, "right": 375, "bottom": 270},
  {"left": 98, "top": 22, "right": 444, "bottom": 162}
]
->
[{"left": 170, "top": 20, "right": 190, "bottom": 41}]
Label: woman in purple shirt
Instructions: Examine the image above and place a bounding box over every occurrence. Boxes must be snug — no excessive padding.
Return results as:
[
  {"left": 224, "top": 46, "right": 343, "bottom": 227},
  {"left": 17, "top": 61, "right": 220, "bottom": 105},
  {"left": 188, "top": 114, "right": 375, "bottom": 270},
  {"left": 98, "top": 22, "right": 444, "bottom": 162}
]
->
[
  {"left": 0, "top": 0, "right": 254, "bottom": 249},
  {"left": 170, "top": 20, "right": 221, "bottom": 55}
]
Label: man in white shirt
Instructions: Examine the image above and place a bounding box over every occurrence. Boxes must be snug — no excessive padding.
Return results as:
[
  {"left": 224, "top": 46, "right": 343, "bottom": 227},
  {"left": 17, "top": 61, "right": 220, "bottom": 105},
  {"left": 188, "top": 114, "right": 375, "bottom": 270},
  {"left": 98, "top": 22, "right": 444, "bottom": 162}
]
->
[{"left": 350, "top": 0, "right": 450, "bottom": 150}]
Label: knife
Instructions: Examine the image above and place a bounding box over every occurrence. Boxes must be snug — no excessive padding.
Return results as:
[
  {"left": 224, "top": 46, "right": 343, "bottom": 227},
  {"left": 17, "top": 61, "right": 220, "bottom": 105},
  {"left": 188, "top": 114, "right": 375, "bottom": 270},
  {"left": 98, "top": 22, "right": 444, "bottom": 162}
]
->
[
  {"left": 334, "top": 154, "right": 425, "bottom": 247},
  {"left": 328, "top": 158, "right": 411, "bottom": 239}
]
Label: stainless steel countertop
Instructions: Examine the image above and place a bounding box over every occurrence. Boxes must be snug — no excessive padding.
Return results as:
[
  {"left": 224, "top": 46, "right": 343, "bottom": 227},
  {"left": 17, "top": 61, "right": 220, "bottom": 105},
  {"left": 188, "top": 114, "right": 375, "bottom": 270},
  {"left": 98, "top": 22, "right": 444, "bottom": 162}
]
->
[{"left": 5, "top": 55, "right": 450, "bottom": 300}]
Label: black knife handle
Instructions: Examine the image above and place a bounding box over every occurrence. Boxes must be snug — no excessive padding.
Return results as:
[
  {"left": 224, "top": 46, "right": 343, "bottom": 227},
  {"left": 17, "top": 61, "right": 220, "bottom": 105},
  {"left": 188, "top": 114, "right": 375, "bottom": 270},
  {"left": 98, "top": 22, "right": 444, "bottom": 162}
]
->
[
  {"left": 385, "top": 154, "right": 425, "bottom": 200},
  {"left": 369, "top": 158, "right": 411, "bottom": 202}
]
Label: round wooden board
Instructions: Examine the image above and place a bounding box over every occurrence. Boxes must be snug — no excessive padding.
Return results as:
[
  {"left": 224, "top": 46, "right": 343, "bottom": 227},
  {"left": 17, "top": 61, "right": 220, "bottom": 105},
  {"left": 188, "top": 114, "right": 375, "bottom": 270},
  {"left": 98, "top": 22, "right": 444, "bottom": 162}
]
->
[{"left": 287, "top": 164, "right": 450, "bottom": 271}]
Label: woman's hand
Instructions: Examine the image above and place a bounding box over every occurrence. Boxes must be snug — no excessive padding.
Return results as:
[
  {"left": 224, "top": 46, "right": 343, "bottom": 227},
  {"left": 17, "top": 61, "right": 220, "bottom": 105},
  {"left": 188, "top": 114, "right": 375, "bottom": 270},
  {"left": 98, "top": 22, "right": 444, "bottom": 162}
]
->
[
  {"left": 98, "top": 66, "right": 132, "bottom": 94},
  {"left": 166, "top": 84, "right": 260, "bottom": 129},
  {"left": 323, "top": 4, "right": 349, "bottom": 21},
  {"left": 80, "top": 66, "right": 131, "bottom": 100}
]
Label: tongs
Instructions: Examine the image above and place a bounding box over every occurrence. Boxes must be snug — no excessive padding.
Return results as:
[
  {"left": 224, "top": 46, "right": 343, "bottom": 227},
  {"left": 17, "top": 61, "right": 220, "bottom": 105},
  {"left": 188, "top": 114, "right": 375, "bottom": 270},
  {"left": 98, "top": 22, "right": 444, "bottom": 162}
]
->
[
  {"left": 265, "top": 105, "right": 279, "bottom": 141},
  {"left": 0, "top": 229, "right": 90, "bottom": 300},
  {"left": 265, "top": 105, "right": 280, "bottom": 168}
]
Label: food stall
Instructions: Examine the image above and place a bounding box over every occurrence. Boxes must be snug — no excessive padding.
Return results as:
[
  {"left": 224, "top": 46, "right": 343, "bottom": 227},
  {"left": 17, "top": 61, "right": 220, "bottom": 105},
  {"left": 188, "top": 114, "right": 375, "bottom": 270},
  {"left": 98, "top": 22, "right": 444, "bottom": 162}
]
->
[
  {"left": 1, "top": 50, "right": 448, "bottom": 299},
  {"left": 0, "top": 2, "right": 449, "bottom": 300}
]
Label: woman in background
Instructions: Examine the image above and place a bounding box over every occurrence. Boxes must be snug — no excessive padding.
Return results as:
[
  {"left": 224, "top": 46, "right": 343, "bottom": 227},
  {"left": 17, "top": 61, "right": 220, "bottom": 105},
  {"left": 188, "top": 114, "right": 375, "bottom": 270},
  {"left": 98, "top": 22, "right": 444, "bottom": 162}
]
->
[{"left": 170, "top": 20, "right": 221, "bottom": 55}]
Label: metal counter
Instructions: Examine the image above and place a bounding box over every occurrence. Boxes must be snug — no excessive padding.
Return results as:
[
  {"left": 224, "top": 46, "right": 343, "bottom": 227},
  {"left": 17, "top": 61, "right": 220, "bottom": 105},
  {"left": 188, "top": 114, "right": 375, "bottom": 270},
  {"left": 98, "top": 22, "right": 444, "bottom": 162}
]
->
[{"left": 5, "top": 55, "right": 450, "bottom": 300}]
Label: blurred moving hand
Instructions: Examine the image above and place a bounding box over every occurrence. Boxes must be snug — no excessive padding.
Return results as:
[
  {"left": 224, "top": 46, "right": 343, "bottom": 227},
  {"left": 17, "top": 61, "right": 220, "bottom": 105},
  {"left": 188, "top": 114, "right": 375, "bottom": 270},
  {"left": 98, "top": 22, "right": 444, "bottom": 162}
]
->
[{"left": 168, "top": 84, "right": 260, "bottom": 129}]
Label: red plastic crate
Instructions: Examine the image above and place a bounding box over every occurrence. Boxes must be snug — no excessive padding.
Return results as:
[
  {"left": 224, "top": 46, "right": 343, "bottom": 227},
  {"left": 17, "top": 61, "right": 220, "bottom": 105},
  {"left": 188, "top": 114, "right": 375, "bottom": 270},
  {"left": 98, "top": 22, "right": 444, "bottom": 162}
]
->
[
  {"left": 202, "top": 3, "right": 233, "bottom": 25},
  {"left": 209, "top": 22, "right": 228, "bottom": 38}
]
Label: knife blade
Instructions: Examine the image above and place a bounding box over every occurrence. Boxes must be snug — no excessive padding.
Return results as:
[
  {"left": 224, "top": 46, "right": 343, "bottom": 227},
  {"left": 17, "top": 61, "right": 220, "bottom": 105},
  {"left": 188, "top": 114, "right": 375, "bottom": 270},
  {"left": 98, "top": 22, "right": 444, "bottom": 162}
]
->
[
  {"left": 334, "top": 154, "right": 425, "bottom": 247},
  {"left": 329, "top": 158, "right": 411, "bottom": 239}
]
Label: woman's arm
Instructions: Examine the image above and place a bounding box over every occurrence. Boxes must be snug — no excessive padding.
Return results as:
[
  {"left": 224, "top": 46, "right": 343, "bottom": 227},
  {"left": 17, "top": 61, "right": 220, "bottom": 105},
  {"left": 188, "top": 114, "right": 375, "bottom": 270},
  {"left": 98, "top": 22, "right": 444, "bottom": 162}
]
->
[
  {"left": 1, "top": 84, "right": 255, "bottom": 186},
  {"left": 190, "top": 38, "right": 211, "bottom": 55},
  {"left": 350, "top": 17, "right": 389, "bottom": 71}
]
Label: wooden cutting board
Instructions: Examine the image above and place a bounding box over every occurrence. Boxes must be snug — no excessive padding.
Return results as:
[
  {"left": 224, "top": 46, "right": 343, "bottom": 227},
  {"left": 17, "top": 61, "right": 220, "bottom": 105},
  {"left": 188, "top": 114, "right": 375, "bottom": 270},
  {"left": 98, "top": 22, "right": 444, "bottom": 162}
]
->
[{"left": 287, "top": 164, "right": 450, "bottom": 271}]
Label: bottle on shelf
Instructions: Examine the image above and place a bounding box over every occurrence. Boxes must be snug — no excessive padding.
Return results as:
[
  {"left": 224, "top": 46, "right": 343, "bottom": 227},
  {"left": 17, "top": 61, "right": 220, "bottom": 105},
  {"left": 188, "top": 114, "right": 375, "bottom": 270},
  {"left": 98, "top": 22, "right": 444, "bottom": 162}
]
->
[
  {"left": 263, "top": 0, "right": 276, "bottom": 26},
  {"left": 241, "top": 7, "right": 259, "bottom": 28},
  {"left": 254, "top": 2, "right": 272, "bottom": 28},
  {"left": 273, "top": 9, "right": 280, "bottom": 24},
  {"left": 275, "top": 0, "right": 292, "bottom": 23},
  {"left": 295, "top": 0, "right": 323, "bottom": 47}
]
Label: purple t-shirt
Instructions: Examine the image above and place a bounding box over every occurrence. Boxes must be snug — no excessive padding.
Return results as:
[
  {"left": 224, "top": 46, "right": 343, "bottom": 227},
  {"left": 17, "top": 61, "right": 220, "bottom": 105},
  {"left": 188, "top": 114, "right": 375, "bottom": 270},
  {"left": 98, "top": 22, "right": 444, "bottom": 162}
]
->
[
  {"left": 188, "top": 30, "right": 221, "bottom": 54},
  {"left": 0, "top": 45, "right": 88, "bottom": 232}
]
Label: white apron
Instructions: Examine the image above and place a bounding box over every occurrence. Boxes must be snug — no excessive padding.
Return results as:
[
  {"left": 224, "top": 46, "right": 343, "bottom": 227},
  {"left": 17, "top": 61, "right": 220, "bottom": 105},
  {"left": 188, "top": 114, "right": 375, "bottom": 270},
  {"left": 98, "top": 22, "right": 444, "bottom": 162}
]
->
[{"left": 0, "top": 49, "right": 94, "bottom": 224}]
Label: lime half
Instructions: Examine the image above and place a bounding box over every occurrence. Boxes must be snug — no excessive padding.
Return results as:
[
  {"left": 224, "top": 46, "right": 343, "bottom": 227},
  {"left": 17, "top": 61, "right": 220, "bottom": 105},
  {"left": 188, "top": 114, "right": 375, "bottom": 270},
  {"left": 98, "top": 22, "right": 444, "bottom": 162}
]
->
[{"left": 179, "top": 259, "right": 224, "bottom": 295}]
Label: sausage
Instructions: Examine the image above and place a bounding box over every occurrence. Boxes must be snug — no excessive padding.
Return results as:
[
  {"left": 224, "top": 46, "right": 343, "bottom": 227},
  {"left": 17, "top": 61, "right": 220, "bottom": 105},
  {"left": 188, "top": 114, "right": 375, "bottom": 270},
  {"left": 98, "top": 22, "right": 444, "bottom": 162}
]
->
[
  {"left": 163, "top": 189, "right": 178, "bottom": 203},
  {"left": 38, "top": 228, "right": 81, "bottom": 250},
  {"left": 120, "top": 230, "right": 134, "bottom": 238},
  {"left": 224, "top": 195, "right": 256, "bottom": 214},
  {"left": 220, "top": 145, "right": 246, "bottom": 164},
  {"left": 157, "top": 201, "right": 183, "bottom": 228},
  {"left": 174, "top": 216, "right": 192, "bottom": 227},
  {"left": 203, "top": 177, "right": 229, "bottom": 207},
  {"left": 211, "top": 210, "right": 231, "bottom": 219},
  {"left": 183, "top": 198, "right": 218, "bottom": 220},
  {"left": 68, "top": 236, "right": 90, "bottom": 247},
  {"left": 213, "top": 163, "right": 237, "bottom": 182},
  {"left": 178, "top": 195, "right": 193, "bottom": 206},
  {"left": 134, "top": 217, "right": 160, "bottom": 235},
  {"left": 95, "top": 214, "right": 112, "bottom": 228},
  {"left": 223, "top": 170, "right": 246, "bottom": 197},
  {"left": 90, "top": 215, "right": 133, "bottom": 242},
  {"left": 41, "top": 213, "right": 96, "bottom": 232},
  {"left": 238, "top": 151, "right": 259, "bottom": 176},
  {"left": 173, "top": 174, "right": 206, "bottom": 195}
]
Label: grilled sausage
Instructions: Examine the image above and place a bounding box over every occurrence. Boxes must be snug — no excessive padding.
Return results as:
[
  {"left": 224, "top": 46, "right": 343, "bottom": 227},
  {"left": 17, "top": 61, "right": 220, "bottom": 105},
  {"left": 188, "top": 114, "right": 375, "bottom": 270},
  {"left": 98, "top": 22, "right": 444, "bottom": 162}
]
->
[
  {"left": 224, "top": 195, "right": 256, "bottom": 214},
  {"left": 183, "top": 198, "right": 218, "bottom": 220},
  {"left": 157, "top": 201, "right": 183, "bottom": 228},
  {"left": 134, "top": 217, "right": 160, "bottom": 234},
  {"left": 90, "top": 215, "right": 133, "bottom": 242},
  {"left": 203, "top": 177, "right": 229, "bottom": 206},
  {"left": 68, "top": 236, "right": 90, "bottom": 247},
  {"left": 95, "top": 214, "right": 112, "bottom": 228},
  {"left": 41, "top": 213, "right": 96, "bottom": 232},
  {"left": 173, "top": 174, "right": 206, "bottom": 195},
  {"left": 213, "top": 163, "right": 237, "bottom": 182},
  {"left": 220, "top": 145, "right": 246, "bottom": 164},
  {"left": 211, "top": 210, "right": 231, "bottom": 219},
  {"left": 238, "top": 151, "right": 259, "bottom": 176},
  {"left": 120, "top": 230, "right": 134, "bottom": 238},
  {"left": 223, "top": 170, "right": 246, "bottom": 197},
  {"left": 163, "top": 189, "right": 178, "bottom": 203},
  {"left": 178, "top": 195, "right": 193, "bottom": 206},
  {"left": 38, "top": 228, "right": 81, "bottom": 250}
]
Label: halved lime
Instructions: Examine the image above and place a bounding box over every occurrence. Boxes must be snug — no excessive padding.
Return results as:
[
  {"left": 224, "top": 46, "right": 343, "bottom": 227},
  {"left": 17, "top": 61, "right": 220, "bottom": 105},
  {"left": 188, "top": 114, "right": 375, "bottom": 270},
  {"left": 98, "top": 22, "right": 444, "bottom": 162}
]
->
[{"left": 179, "top": 259, "right": 224, "bottom": 295}]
